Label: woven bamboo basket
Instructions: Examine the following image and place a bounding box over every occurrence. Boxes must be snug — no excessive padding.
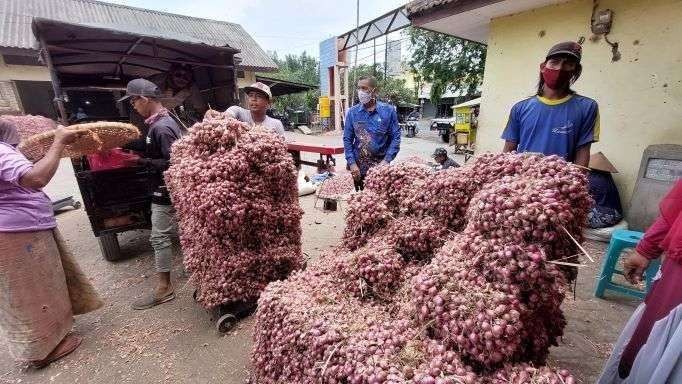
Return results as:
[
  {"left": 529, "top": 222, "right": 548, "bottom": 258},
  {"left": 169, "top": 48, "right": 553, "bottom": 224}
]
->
[
  {"left": 18, "top": 122, "right": 140, "bottom": 160},
  {"left": 0, "top": 115, "right": 57, "bottom": 141}
]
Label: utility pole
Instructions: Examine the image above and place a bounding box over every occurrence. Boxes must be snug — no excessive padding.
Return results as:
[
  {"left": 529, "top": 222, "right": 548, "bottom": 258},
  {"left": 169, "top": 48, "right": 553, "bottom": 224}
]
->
[{"left": 351, "top": 0, "right": 360, "bottom": 95}]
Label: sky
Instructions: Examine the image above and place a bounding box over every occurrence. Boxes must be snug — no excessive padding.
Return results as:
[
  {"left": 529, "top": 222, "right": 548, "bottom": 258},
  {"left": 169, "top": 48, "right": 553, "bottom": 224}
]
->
[{"left": 108, "top": 0, "right": 408, "bottom": 62}]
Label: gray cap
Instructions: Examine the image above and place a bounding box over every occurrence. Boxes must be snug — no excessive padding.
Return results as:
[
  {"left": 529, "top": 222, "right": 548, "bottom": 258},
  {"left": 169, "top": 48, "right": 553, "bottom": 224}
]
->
[
  {"left": 432, "top": 148, "right": 448, "bottom": 158},
  {"left": 118, "top": 78, "right": 161, "bottom": 102},
  {"left": 242, "top": 82, "right": 272, "bottom": 100}
]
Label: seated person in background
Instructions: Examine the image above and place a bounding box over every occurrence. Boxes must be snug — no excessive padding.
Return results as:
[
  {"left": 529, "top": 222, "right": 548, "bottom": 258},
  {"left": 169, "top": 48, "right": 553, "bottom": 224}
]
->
[
  {"left": 224, "top": 82, "right": 285, "bottom": 138},
  {"left": 432, "top": 148, "right": 460, "bottom": 170},
  {"left": 587, "top": 152, "right": 623, "bottom": 228},
  {"left": 149, "top": 62, "right": 207, "bottom": 124}
]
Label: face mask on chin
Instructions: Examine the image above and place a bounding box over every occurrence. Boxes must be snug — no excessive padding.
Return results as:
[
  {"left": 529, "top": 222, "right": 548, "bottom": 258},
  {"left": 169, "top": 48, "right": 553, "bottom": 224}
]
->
[
  {"left": 540, "top": 64, "right": 574, "bottom": 91},
  {"left": 357, "top": 89, "right": 374, "bottom": 105}
]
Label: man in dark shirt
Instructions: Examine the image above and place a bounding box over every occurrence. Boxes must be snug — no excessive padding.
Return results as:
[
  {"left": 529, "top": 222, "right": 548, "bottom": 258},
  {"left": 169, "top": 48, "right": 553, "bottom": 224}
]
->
[
  {"left": 432, "top": 148, "right": 460, "bottom": 170},
  {"left": 120, "top": 78, "right": 183, "bottom": 310}
]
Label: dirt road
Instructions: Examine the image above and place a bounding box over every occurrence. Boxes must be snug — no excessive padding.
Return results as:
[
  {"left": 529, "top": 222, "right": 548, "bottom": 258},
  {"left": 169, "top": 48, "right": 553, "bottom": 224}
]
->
[{"left": 0, "top": 132, "right": 638, "bottom": 383}]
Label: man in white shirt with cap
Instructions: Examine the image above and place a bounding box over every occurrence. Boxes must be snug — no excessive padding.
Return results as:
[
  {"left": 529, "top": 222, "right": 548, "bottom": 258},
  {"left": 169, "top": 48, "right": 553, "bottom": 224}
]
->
[{"left": 224, "top": 82, "right": 285, "bottom": 138}]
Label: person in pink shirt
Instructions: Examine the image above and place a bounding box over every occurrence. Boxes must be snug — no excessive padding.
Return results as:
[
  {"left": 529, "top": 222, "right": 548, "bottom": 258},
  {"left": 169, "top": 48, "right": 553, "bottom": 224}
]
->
[
  {"left": 598, "top": 180, "right": 682, "bottom": 383},
  {"left": 0, "top": 118, "right": 89, "bottom": 368}
]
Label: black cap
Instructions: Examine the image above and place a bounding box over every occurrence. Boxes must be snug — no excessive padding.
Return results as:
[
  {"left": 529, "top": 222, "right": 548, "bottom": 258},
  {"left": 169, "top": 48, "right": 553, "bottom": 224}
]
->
[
  {"left": 118, "top": 78, "right": 161, "bottom": 102},
  {"left": 432, "top": 148, "right": 448, "bottom": 158},
  {"left": 546, "top": 41, "right": 582, "bottom": 62}
]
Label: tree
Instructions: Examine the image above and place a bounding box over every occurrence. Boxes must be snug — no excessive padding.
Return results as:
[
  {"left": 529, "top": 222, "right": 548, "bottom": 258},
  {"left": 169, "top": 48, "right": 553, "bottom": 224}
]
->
[
  {"left": 407, "top": 27, "right": 486, "bottom": 104},
  {"left": 260, "top": 52, "right": 320, "bottom": 112},
  {"left": 348, "top": 64, "right": 416, "bottom": 106}
]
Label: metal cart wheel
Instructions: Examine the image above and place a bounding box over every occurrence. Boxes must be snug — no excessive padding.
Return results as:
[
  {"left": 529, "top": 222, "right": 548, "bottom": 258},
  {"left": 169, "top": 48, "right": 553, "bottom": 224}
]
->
[
  {"left": 73, "top": 201, "right": 82, "bottom": 209},
  {"left": 193, "top": 289, "right": 199, "bottom": 302},
  {"left": 98, "top": 233, "right": 123, "bottom": 262},
  {"left": 216, "top": 313, "right": 237, "bottom": 333}
]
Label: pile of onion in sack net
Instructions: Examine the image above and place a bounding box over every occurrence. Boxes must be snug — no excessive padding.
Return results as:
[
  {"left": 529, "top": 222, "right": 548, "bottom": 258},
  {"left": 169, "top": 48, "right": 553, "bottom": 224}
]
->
[
  {"left": 251, "top": 152, "right": 590, "bottom": 384},
  {"left": 165, "top": 110, "right": 304, "bottom": 309}
]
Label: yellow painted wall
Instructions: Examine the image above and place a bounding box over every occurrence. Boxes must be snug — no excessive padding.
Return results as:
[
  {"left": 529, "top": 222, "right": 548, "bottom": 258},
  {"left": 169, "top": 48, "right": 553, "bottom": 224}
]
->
[
  {"left": 398, "top": 70, "right": 417, "bottom": 90},
  {"left": 477, "top": 0, "right": 682, "bottom": 204},
  {"left": 0, "top": 55, "right": 50, "bottom": 81}
]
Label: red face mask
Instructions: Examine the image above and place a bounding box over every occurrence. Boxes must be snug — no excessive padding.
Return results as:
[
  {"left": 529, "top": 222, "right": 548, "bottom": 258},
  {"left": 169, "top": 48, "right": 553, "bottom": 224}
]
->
[{"left": 540, "top": 64, "right": 574, "bottom": 90}]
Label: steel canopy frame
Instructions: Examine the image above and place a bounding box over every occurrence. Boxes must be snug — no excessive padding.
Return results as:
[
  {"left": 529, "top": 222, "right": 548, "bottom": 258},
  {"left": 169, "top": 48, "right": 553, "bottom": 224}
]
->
[
  {"left": 337, "top": 6, "right": 411, "bottom": 51},
  {"left": 31, "top": 17, "right": 241, "bottom": 123}
]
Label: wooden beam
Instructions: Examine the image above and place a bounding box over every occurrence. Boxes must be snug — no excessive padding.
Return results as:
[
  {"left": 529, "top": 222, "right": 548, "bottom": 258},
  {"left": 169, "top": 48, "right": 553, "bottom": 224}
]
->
[
  {"left": 38, "top": 38, "right": 68, "bottom": 124},
  {"left": 116, "top": 37, "right": 145, "bottom": 76},
  {"left": 46, "top": 44, "right": 234, "bottom": 69}
]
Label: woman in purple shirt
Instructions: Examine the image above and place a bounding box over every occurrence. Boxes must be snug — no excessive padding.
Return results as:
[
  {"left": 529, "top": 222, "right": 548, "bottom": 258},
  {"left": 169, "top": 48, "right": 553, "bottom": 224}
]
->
[{"left": 0, "top": 118, "right": 86, "bottom": 368}]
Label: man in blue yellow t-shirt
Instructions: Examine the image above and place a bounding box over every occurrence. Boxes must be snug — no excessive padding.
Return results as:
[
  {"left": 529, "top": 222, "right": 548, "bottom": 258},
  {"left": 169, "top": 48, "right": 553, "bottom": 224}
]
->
[{"left": 502, "top": 41, "right": 599, "bottom": 167}]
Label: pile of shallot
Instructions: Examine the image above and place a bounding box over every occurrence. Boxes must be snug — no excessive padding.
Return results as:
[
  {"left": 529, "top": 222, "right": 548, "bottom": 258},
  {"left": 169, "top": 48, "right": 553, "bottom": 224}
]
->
[
  {"left": 165, "top": 110, "right": 303, "bottom": 308},
  {"left": 317, "top": 172, "right": 356, "bottom": 200},
  {"left": 252, "top": 152, "right": 590, "bottom": 383}
]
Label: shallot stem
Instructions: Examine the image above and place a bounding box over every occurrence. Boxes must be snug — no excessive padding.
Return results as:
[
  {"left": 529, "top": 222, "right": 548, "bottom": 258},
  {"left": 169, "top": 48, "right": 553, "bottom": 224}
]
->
[{"left": 559, "top": 225, "right": 594, "bottom": 263}]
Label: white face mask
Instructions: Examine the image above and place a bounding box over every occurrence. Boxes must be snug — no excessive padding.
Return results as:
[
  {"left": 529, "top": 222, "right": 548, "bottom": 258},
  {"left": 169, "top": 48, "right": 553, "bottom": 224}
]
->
[{"left": 357, "top": 89, "right": 374, "bottom": 105}]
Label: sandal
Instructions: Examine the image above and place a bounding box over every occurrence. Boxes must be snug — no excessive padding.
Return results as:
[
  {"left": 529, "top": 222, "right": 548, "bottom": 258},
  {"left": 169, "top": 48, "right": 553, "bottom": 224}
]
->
[
  {"left": 31, "top": 333, "right": 82, "bottom": 369},
  {"left": 131, "top": 291, "right": 175, "bottom": 310}
]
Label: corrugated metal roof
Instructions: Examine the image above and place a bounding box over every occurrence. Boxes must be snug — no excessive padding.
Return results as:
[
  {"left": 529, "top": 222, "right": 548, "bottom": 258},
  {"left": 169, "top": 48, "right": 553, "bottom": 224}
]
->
[
  {"left": 0, "top": 0, "right": 277, "bottom": 71},
  {"left": 406, "top": 0, "right": 459, "bottom": 16}
]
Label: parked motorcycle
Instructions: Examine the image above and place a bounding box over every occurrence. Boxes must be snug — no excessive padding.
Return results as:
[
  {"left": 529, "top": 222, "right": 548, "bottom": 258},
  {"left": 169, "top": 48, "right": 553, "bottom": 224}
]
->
[{"left": 405, "top": 116, "right": 419, "bottom": 138}]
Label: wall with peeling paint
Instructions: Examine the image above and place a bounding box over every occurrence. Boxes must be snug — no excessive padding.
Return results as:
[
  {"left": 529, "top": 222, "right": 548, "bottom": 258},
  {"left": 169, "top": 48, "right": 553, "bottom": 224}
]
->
[
  {"left": 477, "top": 0, "right": 682, "bottom": 205},
  {"left": 0, "top": 56, "right": 50, "bottom": 82}
]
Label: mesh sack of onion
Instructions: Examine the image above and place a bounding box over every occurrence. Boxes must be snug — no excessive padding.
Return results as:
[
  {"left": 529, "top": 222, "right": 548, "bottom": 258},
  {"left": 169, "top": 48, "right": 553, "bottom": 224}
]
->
[
  {"left": 165, "top": 110, "right": 304, "bottom": 308},
  {"left": 251, "top": 152, "right": 589, "bottom": 384}
]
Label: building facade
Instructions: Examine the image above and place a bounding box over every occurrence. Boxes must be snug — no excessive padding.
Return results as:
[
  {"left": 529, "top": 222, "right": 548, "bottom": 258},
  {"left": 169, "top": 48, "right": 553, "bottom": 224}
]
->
[
  {"left": 0, "top": 0, "right": 277, "bottom": 117},
  {"left": 408, "top": 0, "right": 682, "bottom": 204}
]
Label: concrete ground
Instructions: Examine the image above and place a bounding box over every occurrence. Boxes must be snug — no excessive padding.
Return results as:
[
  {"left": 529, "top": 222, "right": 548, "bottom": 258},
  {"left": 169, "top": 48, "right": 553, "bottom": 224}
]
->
[{"left": 0, "top": 131, "right": 639, "bottom": 384}]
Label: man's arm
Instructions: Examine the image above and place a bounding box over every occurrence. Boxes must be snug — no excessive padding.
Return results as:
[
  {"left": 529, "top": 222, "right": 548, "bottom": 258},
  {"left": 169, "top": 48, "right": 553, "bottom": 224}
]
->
[
  {"left": 501, "top": 104, "right": 520, "bottom": 153},
  {"left": 123, "top": 136, "right": 146, "bottom": 152},
  {"left": 224, "top": 105, "right": 245, "bottom": 120},
  {"left": 574, "top": 144, "right": 591, "bottom": 167},
  {"left": 138, "top": 127, "right": 178, "bottom": 171},
  {"left": 19, "top": 127, "right": 83, "bottom": 189},
  {"left": 575, "top": 101, "right": 600, "bottom": 162},
  {"left": 273, "top": 120, "right": 286, "bottom": 140},
  {"left": 503, "top": 141, "right": 518, "bottom": 152},
  {"left": 383, "top": 108, "right": 401, "bottom": 163},
  {"left": 342, "top": 109, "right": 356, "bottom": 166}
]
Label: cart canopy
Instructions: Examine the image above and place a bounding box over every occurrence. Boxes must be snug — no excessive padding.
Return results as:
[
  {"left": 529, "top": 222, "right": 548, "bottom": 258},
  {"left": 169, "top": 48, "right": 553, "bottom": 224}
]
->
[{"left": 31, "top": 17, "right": 240, "bottom": 86}]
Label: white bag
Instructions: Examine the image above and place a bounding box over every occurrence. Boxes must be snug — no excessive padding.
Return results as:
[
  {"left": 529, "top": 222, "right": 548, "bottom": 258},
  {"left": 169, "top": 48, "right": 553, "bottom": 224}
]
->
[
  {"left": 583, "top": 220, "right": 629, "bottom": 242},
  {"left": 297, "top": 170, "right": 317, "bottom": 196}
]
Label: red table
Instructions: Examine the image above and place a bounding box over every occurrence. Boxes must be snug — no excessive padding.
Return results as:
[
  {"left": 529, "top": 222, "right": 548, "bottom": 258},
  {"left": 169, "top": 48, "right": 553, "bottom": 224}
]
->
[{"left": 287, "top": 141, "right": 345, "bottom": 170}]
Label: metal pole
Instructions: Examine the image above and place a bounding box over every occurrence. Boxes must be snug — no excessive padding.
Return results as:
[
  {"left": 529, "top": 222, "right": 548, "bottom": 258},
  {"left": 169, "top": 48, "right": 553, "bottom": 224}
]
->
[
  {"left": 384, "top": 35, "right": 388, "bottom": 79},
  {"left": 350, "top": 0, "right": 359, "bottom": 99},
  {"left": 373, "top": 39, "right": 376, "bottom": 76},
  {"left": 39, "top": 37, "right": 68, "bottom": 125}
]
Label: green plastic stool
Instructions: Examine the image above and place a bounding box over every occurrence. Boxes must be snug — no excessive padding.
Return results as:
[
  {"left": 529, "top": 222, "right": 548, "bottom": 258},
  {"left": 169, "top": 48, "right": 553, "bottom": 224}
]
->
[{"left": 594, "top": 229, "right": 661, "bottom": 300}]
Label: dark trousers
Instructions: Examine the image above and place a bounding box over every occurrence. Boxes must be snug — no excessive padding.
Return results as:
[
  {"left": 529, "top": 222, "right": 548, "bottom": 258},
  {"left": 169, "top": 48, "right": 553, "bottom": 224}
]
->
[{"left": 354, "top": 175, "right": 365, "bottom": 191}]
